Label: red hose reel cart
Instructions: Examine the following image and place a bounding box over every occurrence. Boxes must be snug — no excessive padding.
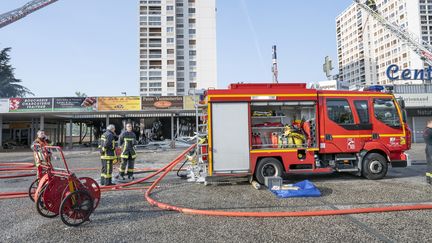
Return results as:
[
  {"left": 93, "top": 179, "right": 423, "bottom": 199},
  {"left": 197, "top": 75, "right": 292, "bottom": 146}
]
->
[{"left": 30, "top": 146, "right": 101, "bottom": 226}]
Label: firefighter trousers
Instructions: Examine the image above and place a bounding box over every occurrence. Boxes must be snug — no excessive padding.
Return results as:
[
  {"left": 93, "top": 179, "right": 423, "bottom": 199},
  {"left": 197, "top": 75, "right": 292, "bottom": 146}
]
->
[
  {"left": 119, "top": 156, "right": 135, "bottom": 177},
  {"left": 426, "top": 145, "right": 432, "bottom": 184},
  {"left": 101, "top": 159, "right": 114, "bottom": 185}
]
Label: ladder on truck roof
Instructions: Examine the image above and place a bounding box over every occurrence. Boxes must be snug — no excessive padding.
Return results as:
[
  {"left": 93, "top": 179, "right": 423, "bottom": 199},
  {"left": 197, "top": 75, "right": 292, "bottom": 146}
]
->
[
  {"left": 0, "top": 0, "right": 58, "bottom": 29},
  {"left": 355, "top": 0, "right": 432, "bottom": 65}
]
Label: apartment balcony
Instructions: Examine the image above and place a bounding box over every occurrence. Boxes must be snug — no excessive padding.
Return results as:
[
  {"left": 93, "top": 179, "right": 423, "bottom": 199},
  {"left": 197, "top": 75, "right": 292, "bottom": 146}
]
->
[
  {"left": 148, "top": 54, "right": 162, "bottom": 59},
  {"left": 149, "top": 66, "right": 162, "bottom": 70},
  {"left": 149, "top": 32, "right": 161, "bottom": 37}
]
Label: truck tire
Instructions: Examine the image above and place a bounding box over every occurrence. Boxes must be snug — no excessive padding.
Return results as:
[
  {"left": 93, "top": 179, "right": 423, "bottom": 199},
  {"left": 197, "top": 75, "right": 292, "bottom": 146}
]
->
[
  {"left": 255, "top": 158, "right": 283, "bottom": 184},
  {"left": 362, "top": 153, "right": 388, "bottom": 180}
]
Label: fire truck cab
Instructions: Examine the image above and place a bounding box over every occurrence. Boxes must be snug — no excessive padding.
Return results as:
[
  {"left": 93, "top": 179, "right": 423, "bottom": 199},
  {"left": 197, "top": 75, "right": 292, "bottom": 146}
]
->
[{"left": 204, "top": 83, "right": 411, "bottom": 184}]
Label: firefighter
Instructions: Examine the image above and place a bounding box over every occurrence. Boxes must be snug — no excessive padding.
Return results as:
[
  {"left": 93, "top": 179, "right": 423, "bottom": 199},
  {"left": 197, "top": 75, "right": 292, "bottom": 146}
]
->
[
  {"left": 31, "top": 130, "right": 51, "bottom": 176},
  {"left": 99, "top": 124, "right": 118, "bottom": 186},
  {"left": 116, "top": 123, "right": 137, "bottom": 181},
  {"left": 424, "top": 119, "right": 432, "bottom": 185}
]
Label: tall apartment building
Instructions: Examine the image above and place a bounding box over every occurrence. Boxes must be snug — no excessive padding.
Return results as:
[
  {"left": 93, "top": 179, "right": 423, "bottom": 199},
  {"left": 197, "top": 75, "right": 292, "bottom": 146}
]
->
[
  {"left": 139, "top": 0, "right": 217, "bottom": 96},
  {"left": 336, "top": 0, "right": 432, "bottom": 88}
]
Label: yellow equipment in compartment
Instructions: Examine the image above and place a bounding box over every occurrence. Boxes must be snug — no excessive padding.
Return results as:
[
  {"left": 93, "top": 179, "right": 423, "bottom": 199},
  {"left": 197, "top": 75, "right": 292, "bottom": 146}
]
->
[{"left": 278, "top": 125, "right": 305, "bottom": 148}]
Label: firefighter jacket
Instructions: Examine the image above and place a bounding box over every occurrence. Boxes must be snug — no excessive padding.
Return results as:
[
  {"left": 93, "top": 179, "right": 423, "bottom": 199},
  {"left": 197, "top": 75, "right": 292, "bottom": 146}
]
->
[
  {"left": 424, "top": 127, "right": 432, "bottom": 146},
  {"left": 31, "top": 137, "right": 51, "bottom": 164},
  {"left": 100, "top": 130, "right": 117, "bottom": 160},
  {"left": 119, "top": 131, "right": 137, "bottom": 159}
]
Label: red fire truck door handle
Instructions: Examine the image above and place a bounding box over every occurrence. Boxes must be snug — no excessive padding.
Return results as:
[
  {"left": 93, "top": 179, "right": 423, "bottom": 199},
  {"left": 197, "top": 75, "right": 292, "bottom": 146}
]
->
[
  {"left": 325, "top": 134, "right": 333, "bottom": 140},
  {"left": 372, "top": 133, "right": 380, "bottom": 139}
]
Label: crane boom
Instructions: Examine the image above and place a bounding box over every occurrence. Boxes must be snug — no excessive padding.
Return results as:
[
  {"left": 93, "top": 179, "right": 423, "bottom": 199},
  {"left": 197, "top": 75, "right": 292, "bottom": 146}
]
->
[
  {"left": 355, "top": 0, "right": 432, "bottom": 65},
  {"left": 0, "top": 0, "right": 58, "bottom": 29}
]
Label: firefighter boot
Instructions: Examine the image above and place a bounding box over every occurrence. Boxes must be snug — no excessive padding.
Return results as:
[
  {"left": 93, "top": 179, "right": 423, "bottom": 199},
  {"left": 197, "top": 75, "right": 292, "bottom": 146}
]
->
[
  {"left": 100, "top": 177, "right": 106, "bottom": 186},
  {"left": 106, "top": 178, "right": 116, "bottom": 186}
]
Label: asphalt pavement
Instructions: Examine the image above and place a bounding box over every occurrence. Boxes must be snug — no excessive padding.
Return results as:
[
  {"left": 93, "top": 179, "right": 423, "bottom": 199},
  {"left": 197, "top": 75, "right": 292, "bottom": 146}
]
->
[{"left": 0, "top": 144, "right": 431, "bottom": 243}]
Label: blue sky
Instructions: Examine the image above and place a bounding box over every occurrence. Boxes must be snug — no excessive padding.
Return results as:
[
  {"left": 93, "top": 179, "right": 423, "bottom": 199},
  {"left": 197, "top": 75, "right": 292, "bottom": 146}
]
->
[{"left": 0, "top": 0, "right": 352, "bottom": 97}]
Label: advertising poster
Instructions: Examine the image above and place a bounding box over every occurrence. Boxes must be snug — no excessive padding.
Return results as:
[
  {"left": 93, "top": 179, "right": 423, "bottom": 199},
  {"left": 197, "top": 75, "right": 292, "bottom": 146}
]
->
[
  {"left": 9, "top": 98, "right": 53, "bottom": 112},
  {"left": 141, "top": 96, "right": 183, "bottom": 110},
  {"left": 98, "top": 97, "right": 141, "bottom": 111},
  {"left": 53, "top": 97, "right": 97, "bottom": 111}
]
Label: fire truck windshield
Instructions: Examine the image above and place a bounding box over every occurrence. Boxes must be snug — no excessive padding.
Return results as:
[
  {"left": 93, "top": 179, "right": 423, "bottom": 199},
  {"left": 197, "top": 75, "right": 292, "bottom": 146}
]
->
[{"left": 373, "top": 98, "right": 401, "bottom": 128}]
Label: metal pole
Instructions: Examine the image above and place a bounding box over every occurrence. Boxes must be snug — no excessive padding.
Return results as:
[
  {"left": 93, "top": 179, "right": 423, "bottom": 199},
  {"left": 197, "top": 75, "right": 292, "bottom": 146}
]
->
[
  {"left": 69, "top": 119, "right": 73, "bottom": 149},
  {"left": 106, "top": 115, "right": 110, "bottom": 127},
  {"left": 171, "top": 113, "right": 175, "bottom": 148},
  {"left": 0, "top": 115, "right": 3, "bottom": 150}
]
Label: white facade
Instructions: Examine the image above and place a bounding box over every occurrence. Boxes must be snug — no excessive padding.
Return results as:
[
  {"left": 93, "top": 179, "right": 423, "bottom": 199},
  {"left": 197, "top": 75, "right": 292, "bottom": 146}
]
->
[
  {"left": 336, "top": 0, "right": 432, "bottom": 87},
  {"left": 139, "top": 0, "right": 217, "bottom": 96}
]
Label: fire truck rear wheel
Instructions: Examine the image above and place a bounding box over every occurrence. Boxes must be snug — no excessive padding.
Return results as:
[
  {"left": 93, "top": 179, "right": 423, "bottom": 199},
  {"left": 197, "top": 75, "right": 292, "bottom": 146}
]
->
[
  {"left": 255, "top": 158, "right": 283, "bottom": 184},
  {"left": 362, "top": 153, "right": 388, "bottom": 180}
]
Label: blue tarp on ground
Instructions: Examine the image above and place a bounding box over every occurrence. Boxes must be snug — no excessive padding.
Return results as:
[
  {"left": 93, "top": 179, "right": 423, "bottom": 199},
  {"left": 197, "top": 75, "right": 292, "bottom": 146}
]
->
[{"left": 271, "top": 180, "right": 321, "bottom": 198}]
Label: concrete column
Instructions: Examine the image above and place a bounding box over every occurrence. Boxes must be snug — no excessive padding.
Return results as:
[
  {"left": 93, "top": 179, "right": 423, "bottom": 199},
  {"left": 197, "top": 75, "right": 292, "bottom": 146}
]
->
[
  {"left": 40, "top": 115, "right": 45, "bottom": 130},
  {"left": 56, "top": 122, "right": 60, "bottom": 144},
  {"left": 106, "top": 115, "right": 110, "bottom": 127},
  {"left": 0, "top": 115, "right": 3, "bottom": 149},
  {"left": 171, "top": 113, "right": 175, "bottom": 148},
  {"left": 412, "top": 116, "right": 416, "bottom": 143},
  {"left": 176, "top": 117, "right": 180, "bottom": 137},
  {"left": 60, "top": 122, "right": 64, "bottom": 145},
  {"left": 79, "top": 122, "right": 83, "bottom": 144},
  {"left": 69, "top": 120, "right": 73, "bottom": 149},
  {"left": 89, "top": 125, "right": 93, "bottom": 145}
]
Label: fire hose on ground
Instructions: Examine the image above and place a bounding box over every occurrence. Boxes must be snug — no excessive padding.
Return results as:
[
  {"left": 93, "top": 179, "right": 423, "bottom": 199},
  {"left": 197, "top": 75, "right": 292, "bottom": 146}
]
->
[{"left": 2, "top": 145, "right": 432, "bottom": 217}]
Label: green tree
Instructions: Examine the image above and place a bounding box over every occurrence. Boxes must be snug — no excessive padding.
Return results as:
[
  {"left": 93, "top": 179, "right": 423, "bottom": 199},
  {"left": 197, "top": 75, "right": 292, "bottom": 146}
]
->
[
  {"left": 75, "top": 91, "right": 87, "bottom": 97},
  {"left": 0, "top": 47, "right": 33, "bottom": 98}
]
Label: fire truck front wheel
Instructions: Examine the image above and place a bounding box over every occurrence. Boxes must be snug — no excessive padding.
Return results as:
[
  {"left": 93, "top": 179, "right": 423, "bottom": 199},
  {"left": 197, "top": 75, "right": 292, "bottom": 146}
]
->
[
  {"left": 362, "top": 153, "right": 388, "bottom": 180},
  {"left": 255, "top": 158, "right": 283, "bottom": 184}
]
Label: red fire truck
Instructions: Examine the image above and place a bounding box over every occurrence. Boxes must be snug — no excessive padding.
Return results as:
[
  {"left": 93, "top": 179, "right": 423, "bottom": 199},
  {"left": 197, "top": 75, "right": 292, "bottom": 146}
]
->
[{"left": 201, "top": 83, "right": 411, "bottom": 184}]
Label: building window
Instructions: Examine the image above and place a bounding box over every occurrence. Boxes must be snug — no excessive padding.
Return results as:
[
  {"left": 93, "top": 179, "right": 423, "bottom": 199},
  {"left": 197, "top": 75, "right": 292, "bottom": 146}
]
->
[
  {"left": 149, "top": 82, "right": 162, "bottom": 87},
  {"left": 167, "top": 16, "right": 174, "bottom": 21},
  {"left": 167, "top": 82, "right": 175, "bottom": 87},
  {"left": 167, "top": 5, "right": 174, "bottom": 10},
  {"left": 167, "top": 49, "right": 175, "bottom": 54},
  {"left": 167, "top": 38, "right": 174, "bottom": 43},
  {"left": 189, "top": 83, "right": 197, "bottom": 88},
  {"left": 167, "top": 27, "right": 174, "bottom": 33},
  {"left": 167, "top": 71, "right": 175, "bottom": 76},
  {"left": 167, "top": 60, "right": 175, "bottom": 65},
  {"left": 189, "top": 29, "right": 196, "bottom": 34}
]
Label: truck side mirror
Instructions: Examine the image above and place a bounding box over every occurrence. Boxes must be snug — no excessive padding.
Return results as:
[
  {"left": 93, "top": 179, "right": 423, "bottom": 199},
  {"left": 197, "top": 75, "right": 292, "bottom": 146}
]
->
[{"left": 397, "top": 98, "right": 406, "bottom": 109}]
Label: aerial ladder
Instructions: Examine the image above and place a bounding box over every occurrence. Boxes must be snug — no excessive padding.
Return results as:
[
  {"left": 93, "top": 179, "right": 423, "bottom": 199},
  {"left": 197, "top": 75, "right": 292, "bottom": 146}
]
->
[
  {"left": 355, "top": 0, "right": 432, "bottom": 66},
  {"left": 0, "top": 0, "right": 58, "bottom": 29}
]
